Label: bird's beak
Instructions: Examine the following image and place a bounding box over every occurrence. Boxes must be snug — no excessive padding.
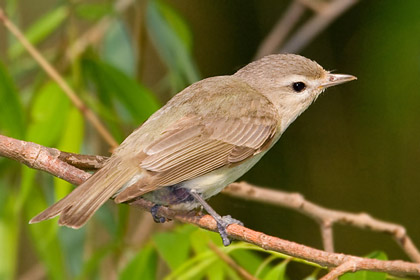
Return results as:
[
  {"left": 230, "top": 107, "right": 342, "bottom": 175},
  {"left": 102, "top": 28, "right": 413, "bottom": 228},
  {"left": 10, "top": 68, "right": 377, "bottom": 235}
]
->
[{"left": 321, "top": 73, "right": 357, "bottom": 89}]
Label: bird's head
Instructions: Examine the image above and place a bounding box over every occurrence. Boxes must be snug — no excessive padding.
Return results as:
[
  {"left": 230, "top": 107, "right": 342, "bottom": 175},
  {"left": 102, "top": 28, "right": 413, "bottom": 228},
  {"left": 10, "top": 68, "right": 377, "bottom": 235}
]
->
[{"left": 234, "top": 54, "right": 356, "bottom": 130}]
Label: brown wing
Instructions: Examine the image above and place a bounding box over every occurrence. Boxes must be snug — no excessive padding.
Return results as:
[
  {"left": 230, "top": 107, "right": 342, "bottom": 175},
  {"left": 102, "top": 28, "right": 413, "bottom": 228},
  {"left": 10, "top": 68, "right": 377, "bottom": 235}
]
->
[{"left": 115, "top": 78, "right": 279, "bottom": 203}]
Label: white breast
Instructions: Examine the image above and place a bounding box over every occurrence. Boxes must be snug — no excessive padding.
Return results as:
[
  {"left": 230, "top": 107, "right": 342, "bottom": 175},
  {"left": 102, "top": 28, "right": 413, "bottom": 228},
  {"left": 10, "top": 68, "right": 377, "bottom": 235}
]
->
[{"left": 180, "top": 152, "right": 267, "bottom": 199}]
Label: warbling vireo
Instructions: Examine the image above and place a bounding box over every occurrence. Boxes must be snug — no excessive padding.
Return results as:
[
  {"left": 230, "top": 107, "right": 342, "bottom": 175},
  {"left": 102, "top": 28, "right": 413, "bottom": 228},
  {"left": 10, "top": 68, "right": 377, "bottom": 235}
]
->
[{"left": 31, "top": 54, "right": 356, "bottom": 245}]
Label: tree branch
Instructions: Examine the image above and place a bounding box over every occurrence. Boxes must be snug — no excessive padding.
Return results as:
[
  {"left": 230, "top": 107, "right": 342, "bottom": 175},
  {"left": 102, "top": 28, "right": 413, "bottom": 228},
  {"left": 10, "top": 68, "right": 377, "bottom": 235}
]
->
[
  {"left": 222, "top": 182, "right": 420, "bottom": 263},
  {"left": 1, "top": 133, "right": 420, "bottom": 277}
]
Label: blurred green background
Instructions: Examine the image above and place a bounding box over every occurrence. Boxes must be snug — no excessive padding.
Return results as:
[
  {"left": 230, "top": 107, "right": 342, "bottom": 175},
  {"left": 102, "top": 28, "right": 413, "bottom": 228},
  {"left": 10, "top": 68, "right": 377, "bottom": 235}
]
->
[{"left": 1, "top": 0, "right": 420, "bottom": 279}]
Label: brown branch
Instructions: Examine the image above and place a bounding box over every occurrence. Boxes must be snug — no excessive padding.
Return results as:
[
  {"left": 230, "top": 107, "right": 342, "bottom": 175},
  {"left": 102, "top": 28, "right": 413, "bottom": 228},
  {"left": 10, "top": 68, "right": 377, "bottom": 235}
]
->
[
  {"left": 0, "top": 8, "right": 118, "bottom": 148},
  {"left": 208, "top": 242, "right": 257, "bottom": 280},
  {"left": 222, "top": 182, "right": 420, "bottom": 263},
  {"left": 321, "top": 220, "right": 334, "bottom": 253},
  {"left": 58, "top": 152, "right": 109, "bottom": 171},
  {"left": 129, "top": 198, "right": 420, "bottom": 278},
  {"left": 0, "top": 135, "right": 89, "bottom": 185},
  {"left": 1, "top": 134, "right": 420, "bottom": 277},
  {"left": 321, "top": 261, "right": 357, "bottom": 280}
]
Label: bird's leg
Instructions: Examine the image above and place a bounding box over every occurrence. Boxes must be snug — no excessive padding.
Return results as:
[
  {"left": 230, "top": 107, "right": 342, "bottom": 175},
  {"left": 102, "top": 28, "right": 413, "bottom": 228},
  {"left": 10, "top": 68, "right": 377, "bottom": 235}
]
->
[
  {"left": 150, "top": 204, "right": 167, "bottom": 223},
  {"left": 188, "top": 189, "right": 243, "bottom": 246}
]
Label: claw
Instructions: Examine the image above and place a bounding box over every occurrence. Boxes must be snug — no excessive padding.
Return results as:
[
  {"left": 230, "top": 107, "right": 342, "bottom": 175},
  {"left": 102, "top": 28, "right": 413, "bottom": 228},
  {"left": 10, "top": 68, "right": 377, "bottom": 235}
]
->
[
  {"left": 151, "top": 204, "right": 166, "bottom": 223},
  {"left": 216, "top": 215, "right": 243, "bottom": 246}
]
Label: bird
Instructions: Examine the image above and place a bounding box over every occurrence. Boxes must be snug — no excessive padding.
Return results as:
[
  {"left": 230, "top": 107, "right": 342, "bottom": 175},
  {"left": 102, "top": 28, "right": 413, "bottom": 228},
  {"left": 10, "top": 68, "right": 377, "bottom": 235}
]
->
[{"left": 30, "top": 54, "right": 356, "bottom": 245}]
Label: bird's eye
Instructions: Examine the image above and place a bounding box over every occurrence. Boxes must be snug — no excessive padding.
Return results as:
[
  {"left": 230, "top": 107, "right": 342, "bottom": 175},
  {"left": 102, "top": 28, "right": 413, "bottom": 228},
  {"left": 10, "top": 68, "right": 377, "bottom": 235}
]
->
[{"left": 292, "top": 82, "right": 306, "bottom": 92}]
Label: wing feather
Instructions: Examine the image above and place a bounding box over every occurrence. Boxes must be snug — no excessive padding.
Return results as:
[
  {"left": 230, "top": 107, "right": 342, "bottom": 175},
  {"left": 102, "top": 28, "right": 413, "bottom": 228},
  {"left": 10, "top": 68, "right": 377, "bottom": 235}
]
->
[{"left": 115, "top": 77, "right": 280, "bottom": 202}]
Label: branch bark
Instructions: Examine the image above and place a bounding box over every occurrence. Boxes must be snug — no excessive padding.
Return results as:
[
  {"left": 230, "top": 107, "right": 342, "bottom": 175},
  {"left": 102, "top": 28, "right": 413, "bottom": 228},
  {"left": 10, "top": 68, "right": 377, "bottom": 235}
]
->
[
  {"left": 1, "top": 133, "right": 420, "bottom": 277},
  {"left": 222, "top": 182, "right": 420, "bottom": 263}
]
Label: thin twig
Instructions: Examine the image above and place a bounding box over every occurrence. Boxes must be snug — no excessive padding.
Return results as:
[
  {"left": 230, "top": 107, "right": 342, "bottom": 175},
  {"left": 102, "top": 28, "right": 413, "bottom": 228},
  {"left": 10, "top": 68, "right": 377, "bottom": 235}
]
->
[
  {"left": 320, "top": 220, "right": 334, "bottom": 253},
  {"left": 208, "top": 242, "right": 257, "bottom": 280},
  {"left": 222, "top": 182, "right": 420, "bottom": 263},
  {"left": 254, "top": 0, "right": 305, "bottom": 59},
  {"left": 280, "top": 0, "right": 359, "bottom": 53},
  {"left": 321, "top": 261, "right": 357, "bottom": 280},
  {"left": 0, "top": 8, "right": 118, "bottom": 148}
]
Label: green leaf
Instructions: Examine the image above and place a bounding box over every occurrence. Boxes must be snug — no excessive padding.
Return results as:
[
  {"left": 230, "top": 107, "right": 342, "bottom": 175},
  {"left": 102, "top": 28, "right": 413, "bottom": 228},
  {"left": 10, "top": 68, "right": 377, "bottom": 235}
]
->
[
  {"left": 230, "top": 248, "right": 264, "bottom": 276},
  {"left": 167, "top": 253, "right": 218, "bottom": 280},
  {"left": 8, "top": 6, "right": 69, "bottom": 59},
  {"left": 255, "top": 255, "right": 277, "bottom": 278},
  {"left": 340, "top": 251, "right": 387, "bottom": 280},
  {"left": 119, "top": 243, "right": 157, "bottom": 280},
  {"left": 77, "top": 243, "right": 116, "bottom": 279},
  {"left": 0, "top": 180, "right": 19, "bottom": 280},
  {"left": 146, "top": 0, "right": 200, "bottom": 92},
  {"left": 0, "top": 61, "right": 25, "bottom": 138},
  {"left": 59, "top": 227, "right": 86, "bottom": 278},
  {"left": 158, "top": 1, "right": 192, "bottom": 51},
  {"left": 25, "top": 173, "right": 68, "bottom": 280},
  {"left": 263, "top": 260, "right": 288, "bottom": 280},
  {"left": 82, "top": 58, "right": 160, "bottom": 125},
  {"left": 26, "top": 81, "right": 70, "bottom": 146},
  {"left": 102, "top": 20, "right": 136, "bottom": 77},
  {"left": 153, "top": 225, "right": 193, "bottom": 270},
  {"left": 75, "top": 3, "right": 112, "bottom": 21}
]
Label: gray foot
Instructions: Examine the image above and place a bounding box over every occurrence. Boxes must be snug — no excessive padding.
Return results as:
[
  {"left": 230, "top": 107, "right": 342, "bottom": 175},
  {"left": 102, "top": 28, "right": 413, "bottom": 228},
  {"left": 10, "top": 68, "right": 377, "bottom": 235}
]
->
[
  {"left": 216, "top": 215, "right": 243, "bottom": 246},
  {"left": 151, "top": 204, "right": 167, "bottom": 223}
]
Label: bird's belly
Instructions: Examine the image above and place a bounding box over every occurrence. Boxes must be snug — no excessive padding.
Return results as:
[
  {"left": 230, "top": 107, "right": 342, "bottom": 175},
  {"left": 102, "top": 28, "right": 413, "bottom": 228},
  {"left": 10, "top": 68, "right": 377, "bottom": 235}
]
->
[
  {"left": 143, "top": 152, "right": 266, "bottom": 210},
  {"left": 182, "top": 152, "right": 265, "bottom": 198}
]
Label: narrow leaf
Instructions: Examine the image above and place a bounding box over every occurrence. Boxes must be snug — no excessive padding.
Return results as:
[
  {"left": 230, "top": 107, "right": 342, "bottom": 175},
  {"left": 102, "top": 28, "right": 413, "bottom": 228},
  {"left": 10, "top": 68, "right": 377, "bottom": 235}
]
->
[
  {"left": 82, "top": 58, "right": 160, "bottom": 124},
  {"left": 0, "top": 61, "right": 25, "bottom": 138},
  {"left": 102, "top": 20, "right": 136, "bottom": 77},
  {"left": 119, "top": 244, "right": 157, "bottom": 280},
  {"left": 8, "top": 6, "right": 69, "bottom": 59}
]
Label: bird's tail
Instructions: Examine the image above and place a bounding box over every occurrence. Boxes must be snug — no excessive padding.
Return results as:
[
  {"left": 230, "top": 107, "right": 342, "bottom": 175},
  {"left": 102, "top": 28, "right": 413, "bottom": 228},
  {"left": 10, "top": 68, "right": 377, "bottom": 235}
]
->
[{"left": 30, "top": 157, "right": 139, "bottom": 229}]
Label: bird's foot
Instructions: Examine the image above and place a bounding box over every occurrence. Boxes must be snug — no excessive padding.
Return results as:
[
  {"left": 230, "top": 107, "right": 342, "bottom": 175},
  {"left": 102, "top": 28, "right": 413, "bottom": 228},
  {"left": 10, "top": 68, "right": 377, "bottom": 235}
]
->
[
  {"left": 150, "top": 204, "right": 167, "bottom": 223},
  {"left": 214, "top": 215, "right": 244, "bottom": 246}
]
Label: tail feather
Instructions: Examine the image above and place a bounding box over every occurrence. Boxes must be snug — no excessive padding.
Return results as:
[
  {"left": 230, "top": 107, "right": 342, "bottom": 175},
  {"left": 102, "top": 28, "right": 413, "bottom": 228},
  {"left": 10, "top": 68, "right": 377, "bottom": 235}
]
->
[{"left": 30, "top": 157, "right": 139, "bottom": 228}]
